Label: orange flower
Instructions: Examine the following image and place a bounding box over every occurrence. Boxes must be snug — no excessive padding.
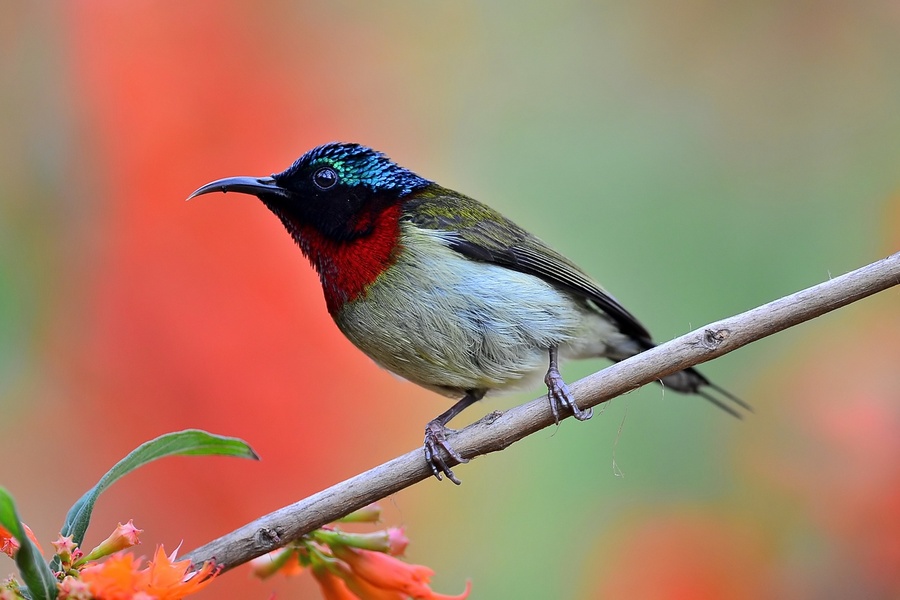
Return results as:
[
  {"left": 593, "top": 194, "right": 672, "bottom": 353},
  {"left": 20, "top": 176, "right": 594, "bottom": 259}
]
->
[
  {"left": 143, "top": 546, "right": 218, "bottom": 599},
  {"left": 331, "top": 546, "right": 470, "bottom": 600},
  {"left": 80, "top": 552, "right": 147, "bottom": 599},
  {"left": 0, "top": 525, "right": 17, "bottom": 558},
  {"left": 311, "top": 561, "right": 359, "bottom": 600},
  {"left": 338, "top": 567, "right": 406, "bottom": 600},
  {"left": 250, "top": 506, "right": 471, "bottom": 599},
  {"left": 0, "top": 523, "right": 42, "bottom": 558},
  {"left": 80, "top": 545, "right": 218, "bottom": 600}
]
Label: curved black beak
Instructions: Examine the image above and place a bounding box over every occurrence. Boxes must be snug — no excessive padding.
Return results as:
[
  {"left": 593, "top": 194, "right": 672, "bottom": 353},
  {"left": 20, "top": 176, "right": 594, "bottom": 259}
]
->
[{"left": 187, "top": 176, "right": 289, "bottom": 201}]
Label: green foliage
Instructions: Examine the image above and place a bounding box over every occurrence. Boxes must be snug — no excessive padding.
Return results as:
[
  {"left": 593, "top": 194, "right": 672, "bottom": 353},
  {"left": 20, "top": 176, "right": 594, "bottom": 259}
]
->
[
  {"left": 0, "top": 487, "right": 57, "bottom": 600},
  {"left": 60, "top": 429, "right": 258, "bottom": 547},
  {"left": 1, "top": 429, "right": 258, "bottom": 596}
]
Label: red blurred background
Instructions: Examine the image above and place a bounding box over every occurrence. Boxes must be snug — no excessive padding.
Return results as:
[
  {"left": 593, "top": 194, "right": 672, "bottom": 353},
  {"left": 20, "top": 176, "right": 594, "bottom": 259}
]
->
[{"left": 2, "top": 2, "right": 899, "bottom": 598}]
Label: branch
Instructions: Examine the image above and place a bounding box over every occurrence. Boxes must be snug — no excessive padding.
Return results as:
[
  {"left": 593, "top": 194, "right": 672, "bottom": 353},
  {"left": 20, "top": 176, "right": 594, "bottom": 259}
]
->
[{"left": 184, "top": 251, "right": 900, "bottom": 572}]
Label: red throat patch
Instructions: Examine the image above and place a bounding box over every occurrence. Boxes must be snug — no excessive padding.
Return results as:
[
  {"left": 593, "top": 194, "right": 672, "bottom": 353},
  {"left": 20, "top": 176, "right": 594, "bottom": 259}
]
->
[{"left": 294, "top": 204, "right": 403, "bottom": 315}]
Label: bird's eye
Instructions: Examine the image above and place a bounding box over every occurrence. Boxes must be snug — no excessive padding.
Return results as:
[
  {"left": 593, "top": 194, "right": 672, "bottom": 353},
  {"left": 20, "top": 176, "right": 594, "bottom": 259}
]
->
[{"left": 312, "top": 167, "right": 338, "bottom": 190}]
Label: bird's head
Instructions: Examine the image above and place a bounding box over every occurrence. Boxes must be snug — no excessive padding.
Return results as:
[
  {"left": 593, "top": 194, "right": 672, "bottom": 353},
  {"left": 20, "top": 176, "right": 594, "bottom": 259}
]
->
[
  {"left": 188, "top": 142, "right": 433, "bottom": 312},
  {"left": 188, "top": 142, "right": 431, "bottom": 242}
]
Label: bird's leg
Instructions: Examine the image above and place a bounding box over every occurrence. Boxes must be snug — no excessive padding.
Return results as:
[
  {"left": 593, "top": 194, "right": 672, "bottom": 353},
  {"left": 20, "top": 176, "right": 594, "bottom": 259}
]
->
[
  {"left": 424, "top": 390, "right": 485, "bottom": 485},
  {"left": 544, "top": 345, "right": 593, "bottom": 423}
]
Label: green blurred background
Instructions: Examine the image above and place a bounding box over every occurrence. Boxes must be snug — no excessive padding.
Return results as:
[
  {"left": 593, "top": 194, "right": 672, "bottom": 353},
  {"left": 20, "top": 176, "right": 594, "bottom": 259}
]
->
[{"left": 2, "top": 2, "right": 899, "bottom": 598}]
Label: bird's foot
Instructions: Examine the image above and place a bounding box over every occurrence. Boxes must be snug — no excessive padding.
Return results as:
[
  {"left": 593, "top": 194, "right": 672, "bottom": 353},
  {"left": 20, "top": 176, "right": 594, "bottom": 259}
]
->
[
  {"left": 544, "top": 366, "right": 593, "bottom": 424},
  {"left": 424, "top": 419, "right": 467, "bottom": 485}
]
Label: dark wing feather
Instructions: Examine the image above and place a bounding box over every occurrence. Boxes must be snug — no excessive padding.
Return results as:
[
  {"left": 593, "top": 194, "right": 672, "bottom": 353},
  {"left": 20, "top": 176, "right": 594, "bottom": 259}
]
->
[{"left": 402, "top": 187, "right": 653, "bottom": 343}]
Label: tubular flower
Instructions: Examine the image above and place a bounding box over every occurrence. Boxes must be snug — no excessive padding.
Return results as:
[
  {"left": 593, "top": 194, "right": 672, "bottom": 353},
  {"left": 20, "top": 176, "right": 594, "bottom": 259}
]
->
[
  {"left": 332, "top": 546, "right": 470, "bottom": 600},
  {"left": 253, "top": 505, "right": 472, "bottom": 600},
  {"left": 79, "top": 520, "right": 143, "bottom": 564},
  {"left": 311, "top": 561, "right": 359, "bottom": 600},
  {"left": 331, "top": 563, "right": 406, "bottom": 600},
  {"left": 331, "top": 546, "right": 433, "bottom": 596},
  {"left": 251, "top": 506, "right": 470, "bottom": 600}
]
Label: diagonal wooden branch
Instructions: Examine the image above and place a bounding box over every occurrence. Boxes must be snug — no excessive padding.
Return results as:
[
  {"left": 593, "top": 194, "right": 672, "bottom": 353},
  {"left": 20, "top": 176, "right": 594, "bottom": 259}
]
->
[{"left": 184, "top": 251, "right": 900, "bottom": 573}]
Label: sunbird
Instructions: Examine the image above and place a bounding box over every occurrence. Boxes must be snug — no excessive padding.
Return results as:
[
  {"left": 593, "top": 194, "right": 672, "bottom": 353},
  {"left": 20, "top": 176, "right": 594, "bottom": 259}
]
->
[{"left": 189, "top": 142, "right": 747, "bottom": 484}]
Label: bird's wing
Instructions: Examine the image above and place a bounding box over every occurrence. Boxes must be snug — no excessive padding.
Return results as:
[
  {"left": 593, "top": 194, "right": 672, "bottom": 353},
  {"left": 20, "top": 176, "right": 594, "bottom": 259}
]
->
[{"left": 402, "top": 188, "right": 653, "bottom": 342}]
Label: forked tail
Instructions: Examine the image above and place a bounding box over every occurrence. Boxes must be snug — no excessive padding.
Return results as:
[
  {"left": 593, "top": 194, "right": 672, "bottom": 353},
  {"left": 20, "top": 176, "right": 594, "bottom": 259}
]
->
[{"left": 658, "top": 367, "right": 751, "bottom": 419}]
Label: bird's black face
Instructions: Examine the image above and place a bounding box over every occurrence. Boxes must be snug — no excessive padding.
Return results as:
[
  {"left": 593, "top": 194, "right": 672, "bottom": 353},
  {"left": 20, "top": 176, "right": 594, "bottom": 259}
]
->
[
  {"left": 266, "top": 143, "right": 432, "bottom": 241},
  {"left": 189, "top": 143, "right": 431, "bottom": 242}
]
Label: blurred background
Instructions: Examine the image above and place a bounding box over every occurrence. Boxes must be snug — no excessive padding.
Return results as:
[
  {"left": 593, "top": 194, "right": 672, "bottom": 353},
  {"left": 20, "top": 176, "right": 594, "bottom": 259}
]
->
[{"left": 2, "top": 2, "right": 899, "bottom": 598}]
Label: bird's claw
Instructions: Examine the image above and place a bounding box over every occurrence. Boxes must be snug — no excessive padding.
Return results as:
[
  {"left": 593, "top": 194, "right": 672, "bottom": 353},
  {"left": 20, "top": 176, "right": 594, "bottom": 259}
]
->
[
  {"left": 424, "top": 420, "right": 467, "bottom": 485},
  {"left": 545, "top": 367, "right": 593, "bottom": 424}
]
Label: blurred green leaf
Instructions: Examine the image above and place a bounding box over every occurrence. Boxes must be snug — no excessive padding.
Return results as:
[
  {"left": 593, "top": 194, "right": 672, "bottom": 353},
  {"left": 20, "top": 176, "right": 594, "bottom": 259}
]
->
[
  {"left": 0, "top": 487, "right": 57, "bottom": 600},
  {"left": 60, "top": 429, "right": 258, "bottom": 548}
]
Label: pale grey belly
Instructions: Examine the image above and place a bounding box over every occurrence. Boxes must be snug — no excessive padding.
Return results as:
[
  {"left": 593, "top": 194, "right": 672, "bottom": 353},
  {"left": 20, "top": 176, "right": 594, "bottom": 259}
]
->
[{"left": 333, "top": 248, "right": 625, "bottom": 397}]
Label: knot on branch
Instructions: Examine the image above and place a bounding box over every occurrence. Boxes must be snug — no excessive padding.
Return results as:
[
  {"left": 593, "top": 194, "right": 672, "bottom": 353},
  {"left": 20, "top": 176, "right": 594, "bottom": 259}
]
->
[
  {"left": 254, "top": 526, "right": 283, "bottom": 550},
  {"left": 698, "top": 328, "right": 731, "bottom": 351}
]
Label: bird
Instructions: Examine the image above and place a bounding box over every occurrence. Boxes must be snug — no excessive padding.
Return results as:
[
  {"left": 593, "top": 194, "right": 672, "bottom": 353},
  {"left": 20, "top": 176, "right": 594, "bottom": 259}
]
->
[{"left": 188, "top": 142, "right": 748, "bottom": 484}]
